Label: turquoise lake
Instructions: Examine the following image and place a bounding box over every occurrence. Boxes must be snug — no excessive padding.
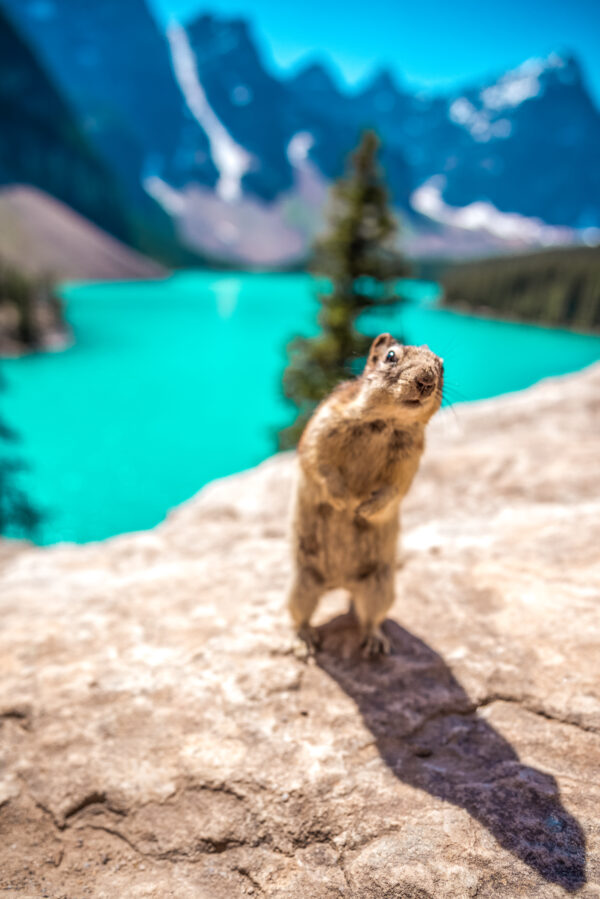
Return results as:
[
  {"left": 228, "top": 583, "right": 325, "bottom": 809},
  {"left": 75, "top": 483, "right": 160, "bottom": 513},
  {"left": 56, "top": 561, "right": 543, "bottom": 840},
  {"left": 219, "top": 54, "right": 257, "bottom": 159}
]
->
[{"left": 3, "top": 271, "right": 600, "bottom": 545}]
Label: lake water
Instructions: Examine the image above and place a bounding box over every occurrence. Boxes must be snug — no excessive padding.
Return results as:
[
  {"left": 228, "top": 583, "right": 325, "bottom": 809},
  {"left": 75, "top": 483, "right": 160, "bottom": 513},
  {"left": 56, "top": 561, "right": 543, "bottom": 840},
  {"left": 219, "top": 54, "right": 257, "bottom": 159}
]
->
[{"left": 3, "top": 271, "right": 600, "bottom": 545}]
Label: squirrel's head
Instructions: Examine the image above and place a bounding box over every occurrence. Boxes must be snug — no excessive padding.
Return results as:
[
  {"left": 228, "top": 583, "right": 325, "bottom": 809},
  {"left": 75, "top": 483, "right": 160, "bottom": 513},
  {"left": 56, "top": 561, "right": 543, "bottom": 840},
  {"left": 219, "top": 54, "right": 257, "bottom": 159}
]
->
[{"left": 362, "top": 333, "right": 444, "bottom": 421}]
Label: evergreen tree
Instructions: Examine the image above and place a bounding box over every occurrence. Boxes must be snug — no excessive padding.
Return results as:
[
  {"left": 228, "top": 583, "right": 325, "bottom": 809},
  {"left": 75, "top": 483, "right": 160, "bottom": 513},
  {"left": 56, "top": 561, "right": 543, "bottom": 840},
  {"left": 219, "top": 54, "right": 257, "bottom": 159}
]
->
[
  {"left": 279, "top": 130, "right": 408, "bottom": 448},
  {"left": 0, "top": 371, "right": 40, "bottom": 536},
  {"left": 441, "top": 245, "right": 600, "bottom": 329}
]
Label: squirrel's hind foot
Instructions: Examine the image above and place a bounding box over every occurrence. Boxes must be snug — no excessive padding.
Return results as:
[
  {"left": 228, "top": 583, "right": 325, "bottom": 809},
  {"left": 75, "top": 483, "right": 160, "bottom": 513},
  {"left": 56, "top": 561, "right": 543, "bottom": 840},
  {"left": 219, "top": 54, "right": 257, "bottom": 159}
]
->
[
  {"left": 360, "top": 627, "right": 391, "bottom": 659},
  {"left": 294, "top": 624, "right": 322, "bottom": 658}
]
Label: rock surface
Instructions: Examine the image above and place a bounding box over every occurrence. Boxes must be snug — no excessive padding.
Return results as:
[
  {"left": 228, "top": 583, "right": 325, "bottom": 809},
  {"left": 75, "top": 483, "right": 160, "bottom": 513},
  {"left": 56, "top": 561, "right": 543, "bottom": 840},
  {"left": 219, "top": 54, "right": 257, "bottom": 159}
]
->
[
  {"left": 0, "top": 186, "right": 166, "bottom": 282},
  {"left": 1, "top": 365, "right": 599, "bottom": 898}
]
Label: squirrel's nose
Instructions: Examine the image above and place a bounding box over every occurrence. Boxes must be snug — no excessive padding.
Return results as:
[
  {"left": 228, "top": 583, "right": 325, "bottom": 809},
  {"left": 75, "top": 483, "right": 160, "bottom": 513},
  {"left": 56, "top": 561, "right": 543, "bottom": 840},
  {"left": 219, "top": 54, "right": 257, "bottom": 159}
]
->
[{"left": 415, "top": 368, "right": 436, "bottom": 397}]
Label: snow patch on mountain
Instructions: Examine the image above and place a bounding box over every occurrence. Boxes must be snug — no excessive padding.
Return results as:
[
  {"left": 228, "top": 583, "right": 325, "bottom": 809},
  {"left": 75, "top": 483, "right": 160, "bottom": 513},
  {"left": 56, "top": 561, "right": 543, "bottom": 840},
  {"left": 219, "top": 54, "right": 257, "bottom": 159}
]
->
[
  {"left": 287, "top": 132, "right": 314, "bottom": 165},
  {"left": 449, "top": 98, "right": 512, "bottom": 141},
  {"left": 449, "top": 54, "right": 575, "bottom": 141},
  {"left": 481, "top": 54, "right": 568, "bottom": 110},
  {"left": 412, "top": 177, "right": 575, "bottom": 245},
  {"left": 167, "top": 22, "right": 251, "bottom": 202},
  {"left": 481, "top": 60, "right": 542, "bottom": 110},
  {"left": 143, "top": 175, "right": 186, "bottom": 215}
]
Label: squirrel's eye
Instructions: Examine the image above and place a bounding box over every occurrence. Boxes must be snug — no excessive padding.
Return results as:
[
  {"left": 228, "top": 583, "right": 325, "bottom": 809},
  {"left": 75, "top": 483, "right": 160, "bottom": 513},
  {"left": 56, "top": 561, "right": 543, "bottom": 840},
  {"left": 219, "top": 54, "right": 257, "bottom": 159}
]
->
[{"left": 385, "top": 350, "right": 396, "bottom": 363}]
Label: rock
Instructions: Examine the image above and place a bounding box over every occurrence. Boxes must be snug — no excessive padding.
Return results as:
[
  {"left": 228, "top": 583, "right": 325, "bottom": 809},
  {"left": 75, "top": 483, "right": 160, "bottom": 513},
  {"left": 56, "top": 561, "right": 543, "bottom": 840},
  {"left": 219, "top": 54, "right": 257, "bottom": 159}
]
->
[
  {"left": 0, "top": 185, "right": 166, "bottom": 282},
  {"left": 0, "top": 364, "right": 599, "bottom": 897}
]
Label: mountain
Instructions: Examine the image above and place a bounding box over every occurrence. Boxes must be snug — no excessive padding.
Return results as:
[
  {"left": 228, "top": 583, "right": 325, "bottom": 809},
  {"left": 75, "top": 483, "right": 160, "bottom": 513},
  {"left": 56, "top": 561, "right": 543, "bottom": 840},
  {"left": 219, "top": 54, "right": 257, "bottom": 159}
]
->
[
  {"left": 183, "top": 14, "right": 293, "bottom": 201},
  {"left": 166, "top": 19, "right": 600, "bottom": 262},
  {"left": 0, "top": 2, "right": 599, "bottom": 267},
  {"left": 0, "top": 0, "right": 216, "bottom": 264},
  {"left": 0, "top": 5, "right": 130, "bottom": 243},
  {"left": 286, "top": 62, "right": 414, "bottom": 206},
  {"left": 436, "top": 54, "right": 600, "bottom": 228},
  {"left": 0, "top": 0, "right": 216, "bottom": 192},
  {"left": 148, "top": 14, "right": 413, "bottom": 262},
  {"left": 290, "top": 51, "right": 600, "bottom": 233}
]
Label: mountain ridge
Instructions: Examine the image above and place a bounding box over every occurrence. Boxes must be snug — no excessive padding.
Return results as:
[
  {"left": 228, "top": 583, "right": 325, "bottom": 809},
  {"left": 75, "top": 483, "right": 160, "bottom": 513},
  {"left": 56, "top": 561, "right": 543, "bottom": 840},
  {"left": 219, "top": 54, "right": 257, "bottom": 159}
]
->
[{"left": 0, "top": 0, "right": 599, "bottom": 267}]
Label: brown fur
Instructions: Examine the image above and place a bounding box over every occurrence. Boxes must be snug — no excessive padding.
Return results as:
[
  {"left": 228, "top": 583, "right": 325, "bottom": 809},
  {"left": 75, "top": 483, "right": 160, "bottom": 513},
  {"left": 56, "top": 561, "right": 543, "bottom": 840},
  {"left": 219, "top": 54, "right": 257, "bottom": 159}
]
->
[{"left": 288, "top": 333, "right": 443, "bottom": 657}]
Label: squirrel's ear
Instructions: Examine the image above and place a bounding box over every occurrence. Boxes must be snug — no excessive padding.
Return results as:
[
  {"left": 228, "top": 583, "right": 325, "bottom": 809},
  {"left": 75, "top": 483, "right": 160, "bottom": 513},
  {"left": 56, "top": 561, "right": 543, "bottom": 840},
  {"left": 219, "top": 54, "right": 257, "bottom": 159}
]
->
[{"left": 368, "top": 333, "right": 394, "bottom": 365}]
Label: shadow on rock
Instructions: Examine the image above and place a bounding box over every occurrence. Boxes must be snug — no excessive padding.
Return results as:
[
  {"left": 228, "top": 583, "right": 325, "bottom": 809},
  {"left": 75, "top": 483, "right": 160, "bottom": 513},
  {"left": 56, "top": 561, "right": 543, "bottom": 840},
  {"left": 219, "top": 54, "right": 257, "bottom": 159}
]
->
[{"left": 315, "top": 614, "right": 586, "bottom": 892}]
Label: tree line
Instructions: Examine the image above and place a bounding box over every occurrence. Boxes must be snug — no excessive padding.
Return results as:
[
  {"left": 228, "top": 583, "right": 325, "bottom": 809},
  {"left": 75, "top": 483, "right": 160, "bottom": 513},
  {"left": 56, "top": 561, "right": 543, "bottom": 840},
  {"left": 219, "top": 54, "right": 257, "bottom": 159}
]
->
[
  {"left": 440, "top": 245, "right": 600, "bottom": 330},
  {"left": 0, "top": 261, "right": 57, "bottom": 535}
]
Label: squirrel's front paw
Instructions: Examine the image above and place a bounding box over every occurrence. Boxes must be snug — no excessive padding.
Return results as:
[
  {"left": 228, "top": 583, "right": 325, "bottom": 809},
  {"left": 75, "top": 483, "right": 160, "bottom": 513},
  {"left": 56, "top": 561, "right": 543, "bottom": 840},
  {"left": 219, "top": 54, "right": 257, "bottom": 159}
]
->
[
  {"left": 356, "top": 486, "right": 397, "bottom": 520},
  {"left": 355, "top": 495, "right": 380, "bottom": 519}
]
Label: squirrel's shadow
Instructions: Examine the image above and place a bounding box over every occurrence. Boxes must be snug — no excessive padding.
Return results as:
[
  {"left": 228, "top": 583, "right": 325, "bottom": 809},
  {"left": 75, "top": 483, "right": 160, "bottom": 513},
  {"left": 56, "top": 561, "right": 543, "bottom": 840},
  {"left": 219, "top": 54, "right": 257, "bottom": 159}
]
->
[{"left": 315, "top": 613, "right": 586, "bottom": 892}]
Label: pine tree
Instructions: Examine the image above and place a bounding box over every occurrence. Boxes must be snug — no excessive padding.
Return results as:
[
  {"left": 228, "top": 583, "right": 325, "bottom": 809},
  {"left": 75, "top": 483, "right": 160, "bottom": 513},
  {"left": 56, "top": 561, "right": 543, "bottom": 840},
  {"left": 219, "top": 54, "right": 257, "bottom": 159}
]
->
[
  {"left": 0, "top": 261, "right": 52, "bottom": 536},
  {"left": 0, "top": 372, "right": 40, "bottom": 536},
  {"left": 279, "top": 130, "right": 408, "bottom": 448}
]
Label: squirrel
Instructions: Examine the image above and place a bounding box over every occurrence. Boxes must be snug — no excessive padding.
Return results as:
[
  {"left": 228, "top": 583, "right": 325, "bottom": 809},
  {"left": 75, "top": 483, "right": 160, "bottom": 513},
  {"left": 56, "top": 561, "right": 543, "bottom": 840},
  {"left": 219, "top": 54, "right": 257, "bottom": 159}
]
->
[{"left": 288, "top": 333, "right": 443, "bottom": 657}]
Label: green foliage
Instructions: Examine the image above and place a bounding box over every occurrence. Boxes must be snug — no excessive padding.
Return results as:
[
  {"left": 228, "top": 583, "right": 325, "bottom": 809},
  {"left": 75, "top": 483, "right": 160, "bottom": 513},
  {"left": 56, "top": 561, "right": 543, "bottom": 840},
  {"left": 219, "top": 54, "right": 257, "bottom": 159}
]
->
[
  {"left": 279, "top": 131, "right": 408, "bottom": 448},
  {"left": 0, "top": 261, "right": 49, "bottom": 535},
  {"left": 441, "top": 246, "right": 600, "bottom": 330},
  {"left": 0, "top": 371, "right": 40, "bottom": 537},
  {"left": 0, "top": 260, "right": 63, "bottom": 350}
]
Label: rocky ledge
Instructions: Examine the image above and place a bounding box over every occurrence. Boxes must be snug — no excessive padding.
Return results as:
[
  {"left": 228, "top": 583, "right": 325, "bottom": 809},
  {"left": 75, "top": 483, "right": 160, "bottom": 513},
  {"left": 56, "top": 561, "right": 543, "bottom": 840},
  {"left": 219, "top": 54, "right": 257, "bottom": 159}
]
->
[{"left": 1, "top": 365, "right": 599, "bottom": 898}]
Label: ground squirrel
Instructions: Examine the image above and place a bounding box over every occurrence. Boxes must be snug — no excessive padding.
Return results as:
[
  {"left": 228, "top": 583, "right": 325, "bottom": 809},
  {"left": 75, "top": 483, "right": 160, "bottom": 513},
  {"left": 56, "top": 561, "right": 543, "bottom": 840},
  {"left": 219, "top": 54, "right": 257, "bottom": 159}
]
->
[{"left": 288, "top": 332, "right": 443, "bottom": 657}]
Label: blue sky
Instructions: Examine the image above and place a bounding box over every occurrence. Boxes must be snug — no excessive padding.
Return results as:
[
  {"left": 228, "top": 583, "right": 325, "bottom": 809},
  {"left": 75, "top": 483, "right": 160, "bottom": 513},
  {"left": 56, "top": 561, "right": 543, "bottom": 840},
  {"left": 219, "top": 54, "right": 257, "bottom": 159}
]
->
[{"left": 150, "top": 0, "right": 600, "bottom": 102}]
